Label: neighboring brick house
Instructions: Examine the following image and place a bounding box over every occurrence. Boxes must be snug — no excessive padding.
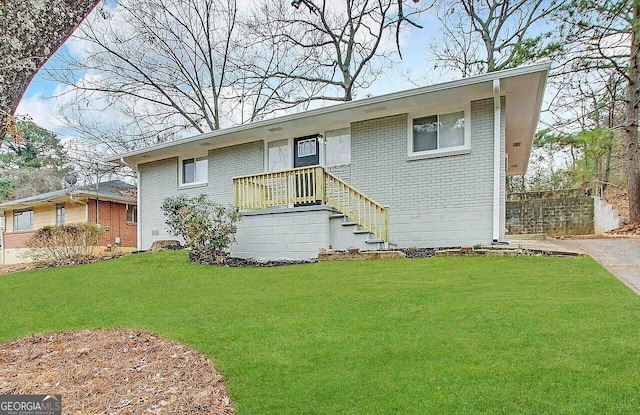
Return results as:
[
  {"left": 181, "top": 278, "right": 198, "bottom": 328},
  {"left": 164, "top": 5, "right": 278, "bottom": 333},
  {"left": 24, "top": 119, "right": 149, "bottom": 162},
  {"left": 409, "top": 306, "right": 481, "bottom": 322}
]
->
[
  {"left": 109, "top": 63, "right": 549, "bottom": 260},
  {"left": 0, "top": 180, "right": 137, "bottom": 264}
]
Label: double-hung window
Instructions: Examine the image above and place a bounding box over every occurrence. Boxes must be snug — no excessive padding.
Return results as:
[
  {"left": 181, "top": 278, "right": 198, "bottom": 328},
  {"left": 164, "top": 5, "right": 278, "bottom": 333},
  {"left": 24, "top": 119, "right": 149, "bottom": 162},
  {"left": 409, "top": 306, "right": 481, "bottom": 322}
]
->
[
  {"left": 180, "top": 156, "right": 208, "bottom": 185},
  {"left": 410, "top": 109, "right": 469, "bottom": 156},
  {"left": 126, "top": 204, "right": 137, "bottom": 223},
  {"left": 55, "top": 203, "right": 65, "bottom": 225}
]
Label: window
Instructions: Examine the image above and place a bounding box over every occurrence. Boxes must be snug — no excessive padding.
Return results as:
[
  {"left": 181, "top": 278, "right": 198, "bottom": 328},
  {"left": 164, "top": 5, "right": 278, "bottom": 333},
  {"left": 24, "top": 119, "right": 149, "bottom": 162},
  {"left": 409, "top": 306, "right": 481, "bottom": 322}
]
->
[
  {"left": 55, "top": 203, "right": 65, "bottom": 225},
  {"left": 126, "top": 205, "right": 137, "bottom": 223},
  {"left": 181, "top": 156, "right": 208, "bottom": 185},
  {"left": 267, "top": 139, "right": 290, "bottom": 172},
  {"left": 411, "top": 110, "right": 467, "bottom": 155},
  {"left": 297, "top": 138, "right": 317, "bottom": 157},
  {"left": 13, "top": 209, "right": 33, "bottom": 231},
  {"left": 324, "top": 128, "right": 351, "bottom": 167}
]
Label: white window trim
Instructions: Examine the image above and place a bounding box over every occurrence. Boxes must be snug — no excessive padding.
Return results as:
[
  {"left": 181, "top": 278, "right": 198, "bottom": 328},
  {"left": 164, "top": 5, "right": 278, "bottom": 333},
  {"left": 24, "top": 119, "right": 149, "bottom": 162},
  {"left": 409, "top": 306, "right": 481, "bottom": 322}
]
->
[
  {"left": 178, "top": 154, "right": 209, "bottom": 188},
  {"left": 407, "top": 103, "right": 471, "bottom": 158},
  {"left": 126, "top": 204, "right": 138, "bottom": 223},
  {"left": 263, "top": 137, "right": 293, "bottom": 172},
  {"left": 55, "top": 202, "right": 65, "bottom": 226},
  {"left": 13, "top": 209, "right": 33, "bottom": 232},
  {"left": 322, "top": 127, "right": 351, "bottom": 168}
]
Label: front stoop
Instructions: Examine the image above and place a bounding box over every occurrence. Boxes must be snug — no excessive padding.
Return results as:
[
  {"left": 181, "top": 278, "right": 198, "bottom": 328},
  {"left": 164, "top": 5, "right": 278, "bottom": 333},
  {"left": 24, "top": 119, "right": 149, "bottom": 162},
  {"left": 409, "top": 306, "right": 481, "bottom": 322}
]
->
[
  {"left": 329, "top": 213, "right": 386, "bottom": 251},
  {"left": 318, "top": 250, "right": 405, "bottom": 261}
]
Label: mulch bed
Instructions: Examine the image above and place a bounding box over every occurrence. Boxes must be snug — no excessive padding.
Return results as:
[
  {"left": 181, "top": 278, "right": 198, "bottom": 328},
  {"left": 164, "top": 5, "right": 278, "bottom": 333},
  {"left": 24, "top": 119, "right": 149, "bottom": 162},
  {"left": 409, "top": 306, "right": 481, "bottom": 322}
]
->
[
  {"left": 222, "top": 257, "right": 317, "bottom": 267},
  {"left": 399, "top": 248, "right": 437, "bottom": 258},
  {"left": 0, "top": 255, "right": 126, "bottom": 275},
  {"left": 0, "top": 330, "right": 234, "bottom": 415}
]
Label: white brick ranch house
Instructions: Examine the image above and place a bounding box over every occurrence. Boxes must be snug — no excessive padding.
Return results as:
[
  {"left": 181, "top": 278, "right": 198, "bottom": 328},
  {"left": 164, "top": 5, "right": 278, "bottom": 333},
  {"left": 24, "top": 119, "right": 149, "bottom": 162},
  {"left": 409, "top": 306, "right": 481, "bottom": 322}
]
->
[{"left": 108, "top": 63, "right": 549, "bottom": 260}]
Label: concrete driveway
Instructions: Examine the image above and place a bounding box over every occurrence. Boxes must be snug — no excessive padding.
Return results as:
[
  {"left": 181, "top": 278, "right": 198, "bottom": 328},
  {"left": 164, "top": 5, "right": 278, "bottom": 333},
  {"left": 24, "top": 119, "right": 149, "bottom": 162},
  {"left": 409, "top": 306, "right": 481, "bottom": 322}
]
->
[{"left": 557, "top": 238, "right": 640, "bottom": 295}]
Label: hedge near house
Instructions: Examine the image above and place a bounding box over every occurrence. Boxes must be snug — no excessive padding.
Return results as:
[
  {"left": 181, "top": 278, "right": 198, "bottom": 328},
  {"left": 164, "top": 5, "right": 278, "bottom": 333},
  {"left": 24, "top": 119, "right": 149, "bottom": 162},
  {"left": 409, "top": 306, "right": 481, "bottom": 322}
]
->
[{"left": 25, "top": 223, "right": 104, "bottom": 266}]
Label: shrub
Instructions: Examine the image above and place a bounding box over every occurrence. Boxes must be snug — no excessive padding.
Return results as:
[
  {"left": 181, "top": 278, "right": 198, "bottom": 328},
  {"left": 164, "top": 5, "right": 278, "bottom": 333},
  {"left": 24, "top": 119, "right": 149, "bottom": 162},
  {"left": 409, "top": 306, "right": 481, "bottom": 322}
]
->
[
  {"left": 161, "top": 194, "right": 242, "bottom": 264},
  {"left": 25, "top": 223, "right": 104, "bottom": 266}
]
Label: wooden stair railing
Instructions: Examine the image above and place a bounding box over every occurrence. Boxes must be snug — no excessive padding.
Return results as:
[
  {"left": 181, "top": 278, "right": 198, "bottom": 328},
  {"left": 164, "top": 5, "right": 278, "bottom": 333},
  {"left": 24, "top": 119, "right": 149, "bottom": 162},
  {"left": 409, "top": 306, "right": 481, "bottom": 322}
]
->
[{"left": 233, "top": 166, "right": 389, "bottom": 242}]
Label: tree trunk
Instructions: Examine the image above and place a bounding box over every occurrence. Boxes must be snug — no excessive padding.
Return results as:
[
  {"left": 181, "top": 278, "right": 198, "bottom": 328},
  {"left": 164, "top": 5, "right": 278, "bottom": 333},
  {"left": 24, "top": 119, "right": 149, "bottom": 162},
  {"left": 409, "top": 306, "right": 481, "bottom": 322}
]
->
[
  {"left": 603, "top": 149, "right": 612, "bottom": 192},
  {"left": 0, "top": 0, "right": 101, "bottom": 140},
  {"left": 625, "top": 3, "right": 640, "bottom": 223}
]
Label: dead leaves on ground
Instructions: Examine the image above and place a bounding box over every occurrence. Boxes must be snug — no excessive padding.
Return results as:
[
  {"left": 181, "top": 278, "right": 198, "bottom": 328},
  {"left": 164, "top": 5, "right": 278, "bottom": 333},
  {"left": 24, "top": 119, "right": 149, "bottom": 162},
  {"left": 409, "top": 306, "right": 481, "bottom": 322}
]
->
[{"left": 0, "top": 329, "right": 234, "bottom": 414}]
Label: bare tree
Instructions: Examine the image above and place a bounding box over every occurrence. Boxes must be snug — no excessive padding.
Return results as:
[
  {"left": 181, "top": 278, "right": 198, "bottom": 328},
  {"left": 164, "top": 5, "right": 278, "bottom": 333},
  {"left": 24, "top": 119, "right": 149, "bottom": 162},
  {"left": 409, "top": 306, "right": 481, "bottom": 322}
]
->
[
  {"left": 0, "top": 0, "right": 101, "bottom": 144},
  {"left": 247, "top": 0, "right": 430, "bottom": 103},
  {"left": 64, "top": 138, "right": 134, "bottom": 185},
  {"left": 430, "top": 0, "right": 562, "bottom": 77},
  {"left": 50, "top": 0, "right": 241, "bottom": 147},
  {"left": 51, "top": 0, "right": 430, "bottom": 153}
]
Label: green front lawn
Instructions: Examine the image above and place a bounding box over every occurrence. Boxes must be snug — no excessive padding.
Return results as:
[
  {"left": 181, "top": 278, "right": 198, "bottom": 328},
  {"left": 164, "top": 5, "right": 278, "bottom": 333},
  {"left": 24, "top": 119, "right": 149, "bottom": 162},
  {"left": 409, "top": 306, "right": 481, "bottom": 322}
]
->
[{"left": 1, "top": 252, "right": 639, "bottom": 414}]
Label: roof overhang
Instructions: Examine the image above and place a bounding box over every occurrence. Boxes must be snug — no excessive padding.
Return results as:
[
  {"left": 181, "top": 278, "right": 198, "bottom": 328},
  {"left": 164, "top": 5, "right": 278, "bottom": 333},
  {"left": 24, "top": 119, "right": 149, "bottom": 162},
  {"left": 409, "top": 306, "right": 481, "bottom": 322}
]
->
[
  {"left": 109, "top": 62, "right": 549, "bottom": 175},
  {"left": 0, "top": 192, "right": 136, "bottom": 212}
]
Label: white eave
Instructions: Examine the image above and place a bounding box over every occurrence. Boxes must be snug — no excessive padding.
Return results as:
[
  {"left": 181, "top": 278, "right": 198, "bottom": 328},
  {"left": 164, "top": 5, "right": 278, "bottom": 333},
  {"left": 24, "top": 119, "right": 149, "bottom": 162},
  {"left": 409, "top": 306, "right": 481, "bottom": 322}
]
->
[
  {"left": 108, "top": 62, "right": 550, "bottom": 175},
  {"left": 0, "top": 192, "right": 136, "bottom": 211}
]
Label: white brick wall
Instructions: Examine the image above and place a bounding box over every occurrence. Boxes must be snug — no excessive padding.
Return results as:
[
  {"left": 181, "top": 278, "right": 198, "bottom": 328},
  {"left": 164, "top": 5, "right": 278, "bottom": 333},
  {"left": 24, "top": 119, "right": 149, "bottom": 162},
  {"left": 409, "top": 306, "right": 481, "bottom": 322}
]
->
[
  {"left": 347, "top": 97, "right": 505, "bottom": 247},
  {"left": 138, "top": 141, "right": 264, "bottom": 249},
  {"left": 137, "top": 97, "right": 506, "bottom": 252},
  {"left": 231, "top": 207, "right": 332, "bottom": 260}
]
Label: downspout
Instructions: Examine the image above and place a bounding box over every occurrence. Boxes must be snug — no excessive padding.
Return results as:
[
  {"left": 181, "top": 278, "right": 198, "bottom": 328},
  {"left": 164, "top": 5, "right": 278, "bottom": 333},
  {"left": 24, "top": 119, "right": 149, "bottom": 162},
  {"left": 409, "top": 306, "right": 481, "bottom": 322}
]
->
[
  {"left": 0, "top": 214, "right": 4, "bottom": 265},
  {"left": 95, "top": 166, "right": 100, "bottom": 225},
  {"left": 492, "top": 79, "right": 501, "bottom": 243},
  {"left": 121, "top": 157, "right": 141, "bottom": 250}
]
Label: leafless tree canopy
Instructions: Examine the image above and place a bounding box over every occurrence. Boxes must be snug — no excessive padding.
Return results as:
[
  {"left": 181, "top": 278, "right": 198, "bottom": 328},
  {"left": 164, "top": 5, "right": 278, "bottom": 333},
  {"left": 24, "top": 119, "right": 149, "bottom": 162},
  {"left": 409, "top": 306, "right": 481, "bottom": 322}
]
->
[
  {"left": 47, "top": 0, "right": 430, "bottom": 155},
  {"left": 51, "top": 0, "right": 240, "bottom": 138},
  {"left": 0, "top": 0, "right": 101, "bottom": 142},
  {"left": 430, "top": 0, "right": 561, "bottom": 77},
  {"left": 248, "top": 0, "right": 429, "bottom": 102}
]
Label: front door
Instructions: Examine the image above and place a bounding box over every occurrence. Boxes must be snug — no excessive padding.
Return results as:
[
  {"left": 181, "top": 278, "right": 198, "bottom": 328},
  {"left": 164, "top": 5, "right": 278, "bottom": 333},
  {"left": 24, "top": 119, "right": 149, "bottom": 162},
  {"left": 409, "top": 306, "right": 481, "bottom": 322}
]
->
[
  {"left": 293, "top": 135, "right": 320, "bottom": 205},
  {"left": 294, "top": 135, "right": 320, "bottom": 168}
]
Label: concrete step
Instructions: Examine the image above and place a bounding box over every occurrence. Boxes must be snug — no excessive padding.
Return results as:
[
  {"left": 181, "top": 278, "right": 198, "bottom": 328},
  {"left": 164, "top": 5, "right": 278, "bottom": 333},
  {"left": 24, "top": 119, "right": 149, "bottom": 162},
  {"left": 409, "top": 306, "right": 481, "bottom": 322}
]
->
[
  {"left": 341, "top": 221, "right": 358, "bottom": 227},
  {"left": 594, "top": 196, "right": 621, "bottom": 234}
]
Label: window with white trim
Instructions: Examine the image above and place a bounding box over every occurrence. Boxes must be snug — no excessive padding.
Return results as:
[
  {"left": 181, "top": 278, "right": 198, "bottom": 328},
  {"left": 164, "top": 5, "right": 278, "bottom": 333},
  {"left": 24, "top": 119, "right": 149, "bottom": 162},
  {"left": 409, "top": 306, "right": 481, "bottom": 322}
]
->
[
  {"left": 410, "top": 111, "right": 467, "bottom": 155},
  {"left": 297, "top": 138, "right": 317, "bottom": 157},
  {"left": 324, "top": 128, "right": 351, "bottom": 167},
  {"left": 126, "top": 205, "right": 137, "bottom": 223},
  {"left": 55, "top": 203, "right": 65, "bottom": 225},
  {"left": 13, "top": 209, "right": 33, "bottom": 231},
  {"left": 180, "top": 156, "right": 208, "bottom": 185}
]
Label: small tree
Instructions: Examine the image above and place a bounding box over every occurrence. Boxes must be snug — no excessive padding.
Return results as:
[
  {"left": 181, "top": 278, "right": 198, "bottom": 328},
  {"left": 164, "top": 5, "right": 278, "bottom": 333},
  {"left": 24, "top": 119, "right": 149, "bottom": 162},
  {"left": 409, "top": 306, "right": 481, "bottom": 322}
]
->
[{"left": 161, "top": 194, "right": 242, "bottom": 264}]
